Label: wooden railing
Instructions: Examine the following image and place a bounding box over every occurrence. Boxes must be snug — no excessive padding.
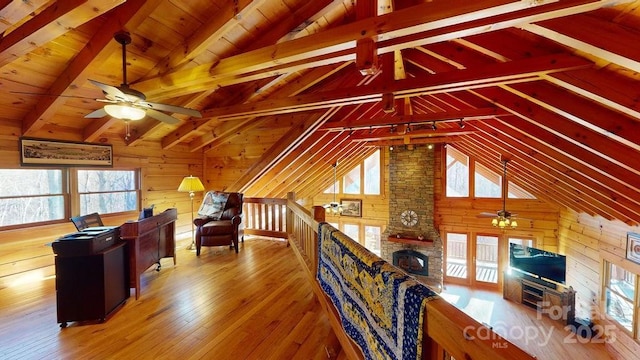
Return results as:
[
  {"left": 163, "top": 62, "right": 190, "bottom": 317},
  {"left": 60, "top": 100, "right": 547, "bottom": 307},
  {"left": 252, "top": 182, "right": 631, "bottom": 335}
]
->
[
  {"left": 243, "top": 197, "right": 288, "bottom": 239},
  {"left": 284, "top": 192, "right": 535, "bottom": 360},
  {"left": 447, "top": 240, "right": 497, "bottom": 263}
]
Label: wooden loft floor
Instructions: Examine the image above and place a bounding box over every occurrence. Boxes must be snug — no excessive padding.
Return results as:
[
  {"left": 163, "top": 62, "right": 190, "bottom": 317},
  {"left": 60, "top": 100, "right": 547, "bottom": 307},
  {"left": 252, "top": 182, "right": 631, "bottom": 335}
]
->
[
  {"left": 0, "top": 238, "right": 334, "bottom": 360},
  {"left": 0, "top": 237, "right": 613, "bottom": 359}
]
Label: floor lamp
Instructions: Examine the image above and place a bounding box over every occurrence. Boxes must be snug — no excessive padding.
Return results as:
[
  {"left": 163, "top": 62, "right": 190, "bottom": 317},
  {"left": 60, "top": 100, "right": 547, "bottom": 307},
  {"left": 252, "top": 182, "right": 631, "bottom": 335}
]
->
[{"left": 178, "top": 175, "right": 205, "bottom": 250}]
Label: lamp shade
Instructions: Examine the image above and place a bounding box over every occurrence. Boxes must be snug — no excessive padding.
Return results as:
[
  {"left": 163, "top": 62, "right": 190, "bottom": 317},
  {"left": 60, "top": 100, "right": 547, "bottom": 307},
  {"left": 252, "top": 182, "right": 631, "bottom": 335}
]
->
[
  {"left": 104, "top": 104, "right": 146, "bottom": 121},
  {"left": 178, "top": 175, "right": 205, "bottom": 193}
]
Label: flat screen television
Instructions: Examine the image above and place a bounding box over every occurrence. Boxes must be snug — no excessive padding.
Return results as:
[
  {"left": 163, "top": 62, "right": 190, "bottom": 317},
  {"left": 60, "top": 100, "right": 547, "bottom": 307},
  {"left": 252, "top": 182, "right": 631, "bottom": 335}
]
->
[{"left": 509, "top": 243, "right": 566, "bottom": 284}]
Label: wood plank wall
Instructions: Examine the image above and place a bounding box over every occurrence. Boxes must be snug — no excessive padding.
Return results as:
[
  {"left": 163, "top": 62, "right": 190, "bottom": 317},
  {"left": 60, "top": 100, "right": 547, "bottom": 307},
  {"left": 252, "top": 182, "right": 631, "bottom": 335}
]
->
[
  {"left": 559, "top": 208, "right": 640, "bottom": 360},
  {"left": 0, "top": 133, "right": 203, "bottom": 286}
]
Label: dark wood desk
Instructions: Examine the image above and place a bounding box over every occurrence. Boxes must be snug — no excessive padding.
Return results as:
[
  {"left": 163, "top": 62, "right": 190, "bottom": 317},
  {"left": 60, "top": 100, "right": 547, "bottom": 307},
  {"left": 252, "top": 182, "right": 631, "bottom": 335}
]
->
[{"left": 120, "top": 208, "right": 177, "bottom": 299}]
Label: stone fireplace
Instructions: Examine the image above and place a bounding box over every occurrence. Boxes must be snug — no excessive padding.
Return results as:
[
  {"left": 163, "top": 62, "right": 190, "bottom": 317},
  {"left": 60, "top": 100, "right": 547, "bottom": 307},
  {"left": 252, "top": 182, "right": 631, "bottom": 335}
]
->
[{"left": 381, "top": 145, "right": 443, "bottom": 291}]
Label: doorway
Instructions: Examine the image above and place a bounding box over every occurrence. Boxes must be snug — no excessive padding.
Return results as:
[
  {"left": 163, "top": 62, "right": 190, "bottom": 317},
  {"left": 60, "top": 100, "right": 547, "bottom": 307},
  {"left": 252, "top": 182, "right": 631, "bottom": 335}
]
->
[{"left": 445, "top": 232, "right": 500, "bottom": 287}]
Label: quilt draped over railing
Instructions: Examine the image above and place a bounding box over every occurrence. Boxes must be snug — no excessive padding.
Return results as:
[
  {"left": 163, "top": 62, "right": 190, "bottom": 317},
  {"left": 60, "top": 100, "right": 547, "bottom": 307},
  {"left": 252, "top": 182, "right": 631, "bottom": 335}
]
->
[{"left": 317, "top": 223, "right": 438, "bottom": 360}]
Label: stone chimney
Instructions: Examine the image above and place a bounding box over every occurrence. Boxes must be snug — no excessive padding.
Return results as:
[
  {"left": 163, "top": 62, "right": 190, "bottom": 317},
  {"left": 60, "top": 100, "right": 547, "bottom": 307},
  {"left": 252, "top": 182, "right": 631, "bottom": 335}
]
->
[{"left": 381, "top": 145, "right": 443, "bottom": 291}]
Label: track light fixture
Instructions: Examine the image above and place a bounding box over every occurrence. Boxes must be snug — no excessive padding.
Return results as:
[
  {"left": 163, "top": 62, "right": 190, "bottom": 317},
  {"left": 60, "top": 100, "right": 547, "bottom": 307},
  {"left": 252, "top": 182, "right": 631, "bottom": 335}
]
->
[
  {"left": 405, "top": 123, "right": 411, "bottom": 133},
  {"left": 431, "top": 121, "right": 437, "bottom": 131},
  {"left": 458, "top": 119, "right": 465, "bottom": 129}
]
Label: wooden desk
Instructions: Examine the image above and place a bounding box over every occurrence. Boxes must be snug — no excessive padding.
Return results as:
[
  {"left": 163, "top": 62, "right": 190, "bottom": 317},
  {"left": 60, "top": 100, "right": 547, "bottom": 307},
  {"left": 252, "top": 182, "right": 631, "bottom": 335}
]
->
[{"left": 120, "top": 208, "right": 177, "bottom": 299}]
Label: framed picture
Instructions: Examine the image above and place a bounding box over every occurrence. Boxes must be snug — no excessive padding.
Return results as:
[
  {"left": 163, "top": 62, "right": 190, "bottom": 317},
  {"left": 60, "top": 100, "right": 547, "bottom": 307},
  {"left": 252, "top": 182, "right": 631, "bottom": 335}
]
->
[
  {"left": 340, "top": 199, "right": 362, "bottom": 217},
  {"left": 626, "top": 232, "right": 640, "bottom": 265},
  {"left": 20, "top": 137, "right": 113, "bottom": 167}
]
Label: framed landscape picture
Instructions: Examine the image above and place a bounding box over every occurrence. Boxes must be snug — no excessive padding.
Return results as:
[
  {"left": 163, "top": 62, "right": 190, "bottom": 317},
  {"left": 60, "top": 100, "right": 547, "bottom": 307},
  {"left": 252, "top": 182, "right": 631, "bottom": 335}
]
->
[
  {"left": 340, "top": 199, "right": 362, "bottom": 217},
  {"left": 20, "top": 137, "right": 113, "bottom": 167},
  {"left": 626, "top": 232, "right": 640, "bottom": 265}
]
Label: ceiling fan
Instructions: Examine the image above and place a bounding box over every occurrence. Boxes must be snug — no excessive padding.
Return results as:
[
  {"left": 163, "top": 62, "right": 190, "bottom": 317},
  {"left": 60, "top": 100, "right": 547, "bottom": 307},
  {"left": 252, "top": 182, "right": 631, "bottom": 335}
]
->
[
  {"left": 477, "top": 159, "right": 520, "bottom": 229},
  {"left": 85, "top": 31, "right": 202, "bottom": 124}
]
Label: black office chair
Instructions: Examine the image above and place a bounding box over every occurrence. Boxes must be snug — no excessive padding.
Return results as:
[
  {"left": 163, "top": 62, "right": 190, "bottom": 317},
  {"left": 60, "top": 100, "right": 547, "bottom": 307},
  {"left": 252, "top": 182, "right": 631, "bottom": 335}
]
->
[{"left": 70, "top": 213, "right": 104, "bottom": 231}]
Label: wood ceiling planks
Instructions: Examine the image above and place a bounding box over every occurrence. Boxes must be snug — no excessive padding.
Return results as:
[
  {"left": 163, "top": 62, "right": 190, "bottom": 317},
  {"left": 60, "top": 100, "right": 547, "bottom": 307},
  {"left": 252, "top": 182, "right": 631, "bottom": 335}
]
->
[{"left": 2, "top": 0, "right": 640, "bottom": 224}]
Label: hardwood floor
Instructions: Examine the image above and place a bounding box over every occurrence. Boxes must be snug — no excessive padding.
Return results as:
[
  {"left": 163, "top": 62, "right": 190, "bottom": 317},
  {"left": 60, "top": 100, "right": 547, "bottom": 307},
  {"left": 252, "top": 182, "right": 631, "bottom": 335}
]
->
[
  {"left": 0, "top": 237, "right": 616, "bottom": 359},
  {"left": 441, "top": 284, "right": 613, "bottom": 360},
  {"left": 0, "top": 237, "right": 334, "bottom": 360}
]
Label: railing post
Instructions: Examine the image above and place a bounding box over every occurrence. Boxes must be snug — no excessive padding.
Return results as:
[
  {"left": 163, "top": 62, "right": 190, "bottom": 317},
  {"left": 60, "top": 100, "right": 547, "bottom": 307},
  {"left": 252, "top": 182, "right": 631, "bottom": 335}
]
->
[
  {"left": 287, "top": 192, "right": 295, "bottom": 235},
  {"left": 313, "top": 206, "right": 325, "bottom": 223}
]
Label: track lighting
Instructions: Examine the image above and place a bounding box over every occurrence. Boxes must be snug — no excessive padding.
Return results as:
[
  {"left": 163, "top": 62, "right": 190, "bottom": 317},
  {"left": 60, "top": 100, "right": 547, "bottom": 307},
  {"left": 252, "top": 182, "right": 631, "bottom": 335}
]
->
[
  {"left": 431, "top": 121, "right": 437, "bottom": 131},
  {"left": 459, "top": 119, "right": 465, "bottom": 129},
  {"left": 405, "top": 123, "right": 411, "bottom": 133}
]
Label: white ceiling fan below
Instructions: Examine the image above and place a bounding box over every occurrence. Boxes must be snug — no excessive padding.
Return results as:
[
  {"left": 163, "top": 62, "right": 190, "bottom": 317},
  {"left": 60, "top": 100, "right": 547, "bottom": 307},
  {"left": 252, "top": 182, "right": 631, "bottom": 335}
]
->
[{"left": 85, "top": 31, "right": 202, "bottom": 124}]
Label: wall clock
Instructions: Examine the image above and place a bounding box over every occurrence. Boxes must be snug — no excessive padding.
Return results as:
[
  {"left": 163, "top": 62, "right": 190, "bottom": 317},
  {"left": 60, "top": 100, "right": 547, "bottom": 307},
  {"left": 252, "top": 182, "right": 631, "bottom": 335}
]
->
[{"left": 400, "top": 209, "right": 418, "bottom": 227}]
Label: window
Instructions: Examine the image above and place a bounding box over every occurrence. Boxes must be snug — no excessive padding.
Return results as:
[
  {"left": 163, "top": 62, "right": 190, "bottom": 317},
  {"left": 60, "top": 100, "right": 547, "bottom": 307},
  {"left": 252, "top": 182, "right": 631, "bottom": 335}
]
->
[
  {"left": 364, "top": 225, "right": 381, "bottom": 256},
  {"left": 0, "top": 169, "right": 65, "bottom": 227},
  {"left": 446, "top": 146, "right": 469, "bottom": 197},
  {"left": 508, "top": 181, "right": 536, "bottom": 199},
  {"left": 77, "top": 170, "right": 138, "bottom": 215},
  {"left": 343, "top": 165, "right": 361, "bottom": 194},
  {"left": 446, "top": 233, "right": 468, "bottom": 279},
  {"left": 604, "top": 261, "right": 638, "bottom": 335},
  {"left": 343, "top": 224, "right": 359, "bottom": 243},
  {"left": 364, "top": 150, "right": 381, "bottom": 195},
  {"left": 474, "top": 162, "right": 501, "bottom": 198},
  {"left": 445, "top": 146, "right": 536, "bottom": 200}
]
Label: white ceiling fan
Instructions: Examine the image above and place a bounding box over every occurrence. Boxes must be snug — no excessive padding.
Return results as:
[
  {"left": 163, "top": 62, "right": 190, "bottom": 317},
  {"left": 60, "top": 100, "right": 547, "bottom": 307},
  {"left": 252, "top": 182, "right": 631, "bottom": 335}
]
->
[
  {"left": 85, "top": 31, "right": 202, "bottom": 124},
  {"left": 477, "top": 159, "right": 521, "bottom": 229}
]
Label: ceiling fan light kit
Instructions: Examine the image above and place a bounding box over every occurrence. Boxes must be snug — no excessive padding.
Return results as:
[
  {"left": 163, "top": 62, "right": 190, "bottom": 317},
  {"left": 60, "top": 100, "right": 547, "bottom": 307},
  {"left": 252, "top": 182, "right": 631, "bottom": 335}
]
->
[
  {"left": 104, "top": 104, "right": 145, "bottom": 121},
  {"left": 490, "top": 159, "right": 518, "bottom": 230},
  {"left": 323, "top": 162, "right": 343, "bottom": 214},
  {"left": 85, "top": 31, "right": 202, "bottom": 128}
]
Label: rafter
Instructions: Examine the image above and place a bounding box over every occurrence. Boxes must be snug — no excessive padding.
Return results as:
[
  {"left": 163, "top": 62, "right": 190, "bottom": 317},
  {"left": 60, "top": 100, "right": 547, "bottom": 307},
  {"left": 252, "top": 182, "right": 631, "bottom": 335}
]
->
[{"left": 21, "top": 0, "right": 160, "bottom": 136}]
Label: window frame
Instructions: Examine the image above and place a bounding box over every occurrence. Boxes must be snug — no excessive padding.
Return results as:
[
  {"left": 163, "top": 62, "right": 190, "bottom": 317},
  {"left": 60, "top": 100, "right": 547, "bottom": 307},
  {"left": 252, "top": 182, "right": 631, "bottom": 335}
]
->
[
  {"left": 603, "top": 259, "right": 639, "bottom": 338},
  {"left": 0, "top": 168, "right": 68, "bottom": 229},
  {"left": 0, "top": 167, "right": 142, "bottom": 230},
  {"left": 73, "top": 168, "right": 141, "bottom": 217}
]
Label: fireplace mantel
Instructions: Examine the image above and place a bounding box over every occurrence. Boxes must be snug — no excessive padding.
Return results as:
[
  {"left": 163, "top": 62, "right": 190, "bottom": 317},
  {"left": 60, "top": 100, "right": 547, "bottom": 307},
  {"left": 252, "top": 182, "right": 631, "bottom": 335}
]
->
[{"left": 388, "top": 235, "right": 434, "bottom": 247}]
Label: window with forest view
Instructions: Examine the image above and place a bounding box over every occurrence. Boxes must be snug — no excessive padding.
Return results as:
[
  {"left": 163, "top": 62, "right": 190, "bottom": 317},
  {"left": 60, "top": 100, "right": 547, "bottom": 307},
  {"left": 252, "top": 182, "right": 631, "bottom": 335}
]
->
[
  {"left": 446, "top": 146, "right": 469, "bottom": 197},
  {"left": 364, "top": 150, "right": 381, "bottom": 195},
  {"left": 78, "top": 170, "right": 138, "bottom": 215},
  {"left": 0, "top": 169, "right": 65, "bottom": 226}
]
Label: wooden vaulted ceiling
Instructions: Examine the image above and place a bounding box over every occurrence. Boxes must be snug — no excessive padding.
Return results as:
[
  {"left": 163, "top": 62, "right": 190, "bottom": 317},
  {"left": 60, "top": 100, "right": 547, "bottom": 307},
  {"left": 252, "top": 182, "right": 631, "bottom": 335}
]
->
[{"left": 3, "top": 0, "right": 640, "bottom": 225}]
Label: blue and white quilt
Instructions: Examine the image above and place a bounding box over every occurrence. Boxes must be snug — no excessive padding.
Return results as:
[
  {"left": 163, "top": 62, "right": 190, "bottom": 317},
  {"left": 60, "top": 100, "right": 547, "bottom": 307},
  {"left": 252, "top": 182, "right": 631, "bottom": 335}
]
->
[{"left": 317, "top": 223, "right": 438, "bottom": 360}]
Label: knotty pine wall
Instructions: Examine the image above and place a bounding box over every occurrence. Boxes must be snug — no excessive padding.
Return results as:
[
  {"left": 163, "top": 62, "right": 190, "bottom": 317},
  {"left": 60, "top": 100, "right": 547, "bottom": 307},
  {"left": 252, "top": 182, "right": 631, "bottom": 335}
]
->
[
  {"left": 0, "top": 134, "right": 203, "bottom": 286},
  {"left": 559, "top": 208, "right": 640, "bottom": 360}
]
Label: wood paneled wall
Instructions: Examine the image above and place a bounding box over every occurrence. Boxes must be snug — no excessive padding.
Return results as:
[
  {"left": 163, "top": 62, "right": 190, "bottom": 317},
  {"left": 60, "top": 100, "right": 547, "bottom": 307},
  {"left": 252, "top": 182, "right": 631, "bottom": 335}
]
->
[
  {"left": 0, "top": 133, "right": 203, "bottom": 285},
  {"left": 559, "top": 208, "right": 640, "bottom": 360}
]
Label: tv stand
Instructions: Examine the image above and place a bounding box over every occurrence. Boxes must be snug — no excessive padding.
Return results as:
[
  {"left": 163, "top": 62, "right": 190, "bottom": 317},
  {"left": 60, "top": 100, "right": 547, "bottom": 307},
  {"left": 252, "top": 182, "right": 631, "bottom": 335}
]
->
[{"left": 504, "top": 270, "right": 575, "bottom": 325}]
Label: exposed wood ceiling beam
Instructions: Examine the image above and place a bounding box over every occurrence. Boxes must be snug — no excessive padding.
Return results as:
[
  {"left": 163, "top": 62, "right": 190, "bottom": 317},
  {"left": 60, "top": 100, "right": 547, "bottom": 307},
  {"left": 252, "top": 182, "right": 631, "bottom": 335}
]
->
[
  {"left": 134, "top": 0, "right": 589, "bottom": 100},
  {"left": 522, "top": 13, "right": 640, "bottom": 72},
  {"left": 20, "top": 0, "right": 160, "bottom": 137},
  {"left": 473, "top": 86, "right": 640, "bottom": 181},
  {"left": 232, "top": 108, "right": 339, "bottom": 192},
  {"left": 472, "top": 107, "right": 640, "bottom": 208},
  {"left": 142, "top": 0, "right": 262, "bottom": 79},
  {"left": 201, "top": 54, "right": 589, "bottom": 121},
  {"left": 468, "top": 119, "right": 640, "bottom": 223},
  {"left": 320, "top": 108, "right": 508, "bottom": 131},
  {"left": 351, "top": 128, "right": 476, "bottom": 142},
  {"left": 245, "top": 131, "right": 348, "bottom": 197}
]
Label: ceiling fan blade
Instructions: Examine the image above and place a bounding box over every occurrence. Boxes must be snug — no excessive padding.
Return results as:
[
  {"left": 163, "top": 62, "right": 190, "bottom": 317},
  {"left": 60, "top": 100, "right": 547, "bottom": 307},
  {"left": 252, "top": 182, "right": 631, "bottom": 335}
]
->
[
  {"left": 138, "top": 101, "right": 202, "bottom": 118},
  {"left": 84, "top": 108, "right": 108, "bottom": 118},
  {"left": 88, "top": 79, "right": 129, "bottom": 102},
  {"left": 477, "top": 212, "right": 498, "bottom": 218},
  {"left": 145, "top": 109, "right": 181, "bottom": 125}
]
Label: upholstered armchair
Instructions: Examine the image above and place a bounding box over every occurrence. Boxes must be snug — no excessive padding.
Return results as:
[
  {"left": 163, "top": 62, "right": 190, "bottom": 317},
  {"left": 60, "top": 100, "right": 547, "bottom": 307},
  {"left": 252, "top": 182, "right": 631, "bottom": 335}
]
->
[{"left": 193, "top": 191, "right": 244, "bottom": 256}]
